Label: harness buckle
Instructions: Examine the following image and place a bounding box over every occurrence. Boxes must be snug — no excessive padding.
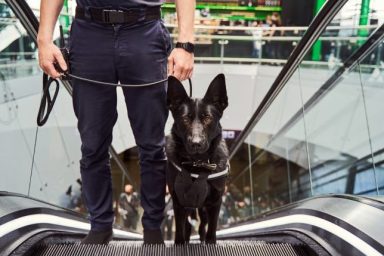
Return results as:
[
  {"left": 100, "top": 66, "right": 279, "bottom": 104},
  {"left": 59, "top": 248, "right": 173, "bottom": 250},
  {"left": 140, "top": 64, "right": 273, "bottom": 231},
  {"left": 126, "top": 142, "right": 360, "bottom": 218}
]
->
[
  {"left": 102, "top": 9, "right": 125, "bottom": 23},
  {"left": 181, "top": 160, "right": 217, "bottom": 171}
]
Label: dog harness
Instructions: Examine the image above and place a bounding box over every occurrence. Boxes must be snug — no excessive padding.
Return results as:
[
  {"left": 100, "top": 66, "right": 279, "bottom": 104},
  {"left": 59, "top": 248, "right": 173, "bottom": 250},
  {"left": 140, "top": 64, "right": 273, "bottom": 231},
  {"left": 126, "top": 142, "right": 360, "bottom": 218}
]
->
[{"left": 171, "top": 160, "right": 229, "bottom": 208}]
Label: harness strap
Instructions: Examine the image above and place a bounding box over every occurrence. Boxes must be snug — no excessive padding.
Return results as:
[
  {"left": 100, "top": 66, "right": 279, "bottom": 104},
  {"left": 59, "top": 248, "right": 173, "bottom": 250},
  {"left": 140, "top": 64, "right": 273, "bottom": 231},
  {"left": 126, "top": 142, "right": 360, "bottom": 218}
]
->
[{"left": 171, "top": 161, "right": 229, "bottom": 180}]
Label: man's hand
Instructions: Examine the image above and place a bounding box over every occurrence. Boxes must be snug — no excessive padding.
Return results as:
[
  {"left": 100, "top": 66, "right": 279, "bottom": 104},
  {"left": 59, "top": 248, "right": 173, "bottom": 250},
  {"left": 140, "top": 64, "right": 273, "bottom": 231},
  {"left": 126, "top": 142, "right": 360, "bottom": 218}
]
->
[
  {"left": 171, "top": 0, "right": 195, "bottom": 81},
  {"left": 38, "top": 41, "right": 67, "bottom": 79},
  {"left": 38, "top": 0, "right": 66, "bottom": 78},
  {"left": 167, "top": 48, "right": 194, "bottom": 81}
]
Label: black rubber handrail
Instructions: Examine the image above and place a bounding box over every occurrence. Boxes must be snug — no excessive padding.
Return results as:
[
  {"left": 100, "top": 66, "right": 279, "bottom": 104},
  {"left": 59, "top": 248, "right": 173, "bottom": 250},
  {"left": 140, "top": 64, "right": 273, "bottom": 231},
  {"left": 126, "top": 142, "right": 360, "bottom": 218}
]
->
[
  {"left": 229, "top": 0, "right": 349, "bottom": 159},
  {"left": 4, "top": 0, "right": 137, "bottom": 190}
]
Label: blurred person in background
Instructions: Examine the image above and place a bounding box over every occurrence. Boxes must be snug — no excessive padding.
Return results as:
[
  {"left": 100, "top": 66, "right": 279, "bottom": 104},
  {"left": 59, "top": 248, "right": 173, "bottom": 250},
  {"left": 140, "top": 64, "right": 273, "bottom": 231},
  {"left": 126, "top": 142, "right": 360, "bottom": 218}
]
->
[
  {"left": 262, "top": 15, "right": 273, "bottom": 59},
  {"left": 118, "top": 184, "right": 140, "bottom": 231},
  {"left": 270, "top": 12, "right": 283, "bottom": 61},
  {"left": 263, "top": 13, "right": 283, "bottom": 61},
  {"left": 219, "top": 185, "right": 236, "bottom": 228},
  {"left": 250, "top": 20, "right": 263, "bottom": 58},
  {"left": 237, "top": 186, "right": 252, "bottom": 218},
  {"left": 59, "top": 178, "right": 83, "bottom": 212}
]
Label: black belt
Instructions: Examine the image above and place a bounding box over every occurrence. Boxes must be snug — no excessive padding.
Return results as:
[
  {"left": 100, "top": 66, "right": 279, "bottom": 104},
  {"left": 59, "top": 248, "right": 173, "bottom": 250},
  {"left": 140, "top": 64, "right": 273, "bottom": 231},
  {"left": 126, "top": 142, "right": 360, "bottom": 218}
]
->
[{"left": 75, "top": 6, "right": 161, "bottom": 24}]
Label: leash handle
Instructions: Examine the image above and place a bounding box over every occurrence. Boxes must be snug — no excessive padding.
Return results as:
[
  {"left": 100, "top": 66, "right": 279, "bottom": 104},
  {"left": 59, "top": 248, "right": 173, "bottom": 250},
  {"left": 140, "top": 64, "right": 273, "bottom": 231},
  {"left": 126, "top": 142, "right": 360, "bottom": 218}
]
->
[{"left": 37, "top": 74, "right": 60, "bottom": 126}]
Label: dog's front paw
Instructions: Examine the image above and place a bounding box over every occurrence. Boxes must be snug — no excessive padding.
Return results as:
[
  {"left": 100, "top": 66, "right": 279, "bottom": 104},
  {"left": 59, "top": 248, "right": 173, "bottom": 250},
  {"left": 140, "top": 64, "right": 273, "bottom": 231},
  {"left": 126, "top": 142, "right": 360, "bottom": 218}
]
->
[
  {"left": 205, "top": 238, "right": 216, "bottom": 244},
  {"left": 174, "top": 239, "right": 186, "bottom": 245}
]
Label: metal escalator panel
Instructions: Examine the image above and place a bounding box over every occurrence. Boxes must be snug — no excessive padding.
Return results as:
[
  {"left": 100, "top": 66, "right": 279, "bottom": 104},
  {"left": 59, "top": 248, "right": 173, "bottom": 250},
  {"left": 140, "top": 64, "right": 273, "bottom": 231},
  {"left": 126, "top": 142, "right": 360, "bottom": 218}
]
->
[{"left": 32, "top": 241, "right": 308, "bottom": 256}]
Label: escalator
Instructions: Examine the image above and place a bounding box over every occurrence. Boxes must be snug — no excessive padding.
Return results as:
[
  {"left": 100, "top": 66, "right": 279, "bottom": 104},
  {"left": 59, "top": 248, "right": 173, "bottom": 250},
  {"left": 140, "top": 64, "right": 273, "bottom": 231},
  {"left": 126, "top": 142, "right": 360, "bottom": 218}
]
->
[
  {"left": 1, "top": 192, "right": 384, "bottom": 256},
  {"left": 1, "top": 0, "right": 384, "bottom": 255}
]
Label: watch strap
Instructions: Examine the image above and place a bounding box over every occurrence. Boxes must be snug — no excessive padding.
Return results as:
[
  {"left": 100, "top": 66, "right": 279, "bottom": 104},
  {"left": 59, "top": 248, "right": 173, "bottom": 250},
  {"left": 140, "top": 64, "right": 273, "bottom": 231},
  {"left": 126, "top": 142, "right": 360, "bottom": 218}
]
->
[{"left": 175, "top": 42, "right": 195, "bottom": 53}]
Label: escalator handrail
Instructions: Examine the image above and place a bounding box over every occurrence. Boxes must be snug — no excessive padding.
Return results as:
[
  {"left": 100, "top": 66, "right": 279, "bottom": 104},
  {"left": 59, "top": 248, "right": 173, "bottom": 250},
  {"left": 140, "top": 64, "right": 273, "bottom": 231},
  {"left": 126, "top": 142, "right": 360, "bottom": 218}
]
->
[{"left": 229, "top": 0, "right": 349, "bottom": 159}]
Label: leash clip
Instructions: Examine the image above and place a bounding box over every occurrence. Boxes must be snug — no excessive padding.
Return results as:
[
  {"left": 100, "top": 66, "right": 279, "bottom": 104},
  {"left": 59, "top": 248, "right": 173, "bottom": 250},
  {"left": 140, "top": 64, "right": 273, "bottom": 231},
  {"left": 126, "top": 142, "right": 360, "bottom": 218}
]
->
[{"left": 182, "top": 160, "right": 217, "bottom": 171}]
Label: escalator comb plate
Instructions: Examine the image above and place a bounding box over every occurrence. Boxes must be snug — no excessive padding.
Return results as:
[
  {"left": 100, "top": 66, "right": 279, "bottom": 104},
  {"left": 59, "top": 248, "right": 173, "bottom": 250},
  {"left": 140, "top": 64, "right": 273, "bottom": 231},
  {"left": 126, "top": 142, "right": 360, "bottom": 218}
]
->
[{"left": 32, "top": 240, "right": 308, "bottom": 256}]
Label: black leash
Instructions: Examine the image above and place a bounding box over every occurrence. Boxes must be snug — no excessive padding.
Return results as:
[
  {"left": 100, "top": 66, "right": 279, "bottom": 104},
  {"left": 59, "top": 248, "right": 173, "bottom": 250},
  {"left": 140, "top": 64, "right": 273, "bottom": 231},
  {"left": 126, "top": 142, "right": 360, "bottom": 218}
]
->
[
  {"left": 37, "top": 26, "right": 193, "bottom": 126},
  {"left": 37, "top": 26, "right": 192, "bottom": 126},
  {"left": 37, "top": 73, "right": 60, "bottom": 126},
  {"left": 37, "top": 74, "right": 192, "bottom": 126}
]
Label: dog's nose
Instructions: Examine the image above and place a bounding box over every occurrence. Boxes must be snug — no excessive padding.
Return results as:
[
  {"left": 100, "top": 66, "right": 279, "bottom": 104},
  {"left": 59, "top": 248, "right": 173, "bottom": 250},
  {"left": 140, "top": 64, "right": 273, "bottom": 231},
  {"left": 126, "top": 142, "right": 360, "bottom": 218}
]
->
[{"left": 191, "top": 137, "right": 203, "bottom": 150}]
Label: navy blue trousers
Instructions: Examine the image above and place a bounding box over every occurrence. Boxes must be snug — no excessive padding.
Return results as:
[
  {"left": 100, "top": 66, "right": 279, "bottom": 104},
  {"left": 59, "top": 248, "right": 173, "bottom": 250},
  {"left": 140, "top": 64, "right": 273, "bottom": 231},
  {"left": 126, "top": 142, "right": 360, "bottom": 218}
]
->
[{"left": 68, "top": 14, "right": 171, "bottom": 231}]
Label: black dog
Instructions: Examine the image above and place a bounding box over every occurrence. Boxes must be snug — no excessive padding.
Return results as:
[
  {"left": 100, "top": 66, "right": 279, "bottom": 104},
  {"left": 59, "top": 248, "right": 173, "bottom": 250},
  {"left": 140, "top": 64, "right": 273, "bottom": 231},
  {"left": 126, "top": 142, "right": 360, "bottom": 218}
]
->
[{"left": 166, "top": 74, "right": 229, "bottom": 244}]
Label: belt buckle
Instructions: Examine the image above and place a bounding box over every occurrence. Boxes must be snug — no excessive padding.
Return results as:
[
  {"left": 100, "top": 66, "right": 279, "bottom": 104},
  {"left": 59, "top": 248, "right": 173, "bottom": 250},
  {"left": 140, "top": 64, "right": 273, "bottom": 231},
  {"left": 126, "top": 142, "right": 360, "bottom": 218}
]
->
[{"left": 102, "top": 9, "right": 125, "bottom": 24}]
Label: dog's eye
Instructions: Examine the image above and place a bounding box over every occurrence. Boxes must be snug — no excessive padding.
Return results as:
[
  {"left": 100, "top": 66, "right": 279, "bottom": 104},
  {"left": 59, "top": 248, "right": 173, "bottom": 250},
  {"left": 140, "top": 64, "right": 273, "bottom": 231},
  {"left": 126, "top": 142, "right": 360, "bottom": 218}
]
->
[
  {"left": 182, "top": 115, "right": 191, "bottom": 123},
  {"left": 201, "top": 113, "right": 212, "bottom": 121}
]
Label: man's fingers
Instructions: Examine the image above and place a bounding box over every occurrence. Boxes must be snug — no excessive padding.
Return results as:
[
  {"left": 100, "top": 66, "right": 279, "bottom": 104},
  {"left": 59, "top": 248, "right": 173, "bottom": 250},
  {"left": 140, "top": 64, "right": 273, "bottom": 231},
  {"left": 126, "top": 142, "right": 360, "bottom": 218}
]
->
[
  {"left": 187, "top": 68, "right": 193, "bottom": 80},
  {"left": 54, "top": 50, "right": 67, "bottom": 72},
  {"left": 167, "top": 49, "right": 194, "bottom": 81},
  {"left": 172, "top": 61, "right": 191, "bottom": 81},
  {"left": 180, "top": 69, "right": 189, "bottom": 81},
  {"left": 42, "top": 61, "right": 61, "bottom": 78},
  {"left": 37, "top": 42, "right": 66, "bottom": 79},
  {"left": 167, "top": 56, "right": 174, "bottom": 76},
  {"left": 173, "top": 66, "right": 182, "bottom": 81},
  {"left": 180, "top": 63, "right": 193, "bottom": 81}
]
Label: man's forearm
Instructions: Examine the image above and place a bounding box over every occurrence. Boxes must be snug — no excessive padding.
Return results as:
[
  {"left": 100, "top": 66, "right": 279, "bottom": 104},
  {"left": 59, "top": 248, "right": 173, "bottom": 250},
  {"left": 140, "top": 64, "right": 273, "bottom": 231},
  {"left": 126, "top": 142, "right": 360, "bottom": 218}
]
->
[
  {"left": 175, "top": 0, "right": 195, "bottom": 43},
  {"left": 37, "top": 0, "right": 64, "bottom": 44}
]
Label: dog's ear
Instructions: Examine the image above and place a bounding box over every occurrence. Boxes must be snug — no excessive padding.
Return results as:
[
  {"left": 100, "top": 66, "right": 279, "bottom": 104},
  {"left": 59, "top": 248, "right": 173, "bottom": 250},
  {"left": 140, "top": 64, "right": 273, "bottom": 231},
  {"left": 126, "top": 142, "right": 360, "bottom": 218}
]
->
[
  {"left": 167, "top": 76, "right": 189, "bottom": 112},
  {"left": 203, "top": 73, "right": 228, "bottom": 113}
]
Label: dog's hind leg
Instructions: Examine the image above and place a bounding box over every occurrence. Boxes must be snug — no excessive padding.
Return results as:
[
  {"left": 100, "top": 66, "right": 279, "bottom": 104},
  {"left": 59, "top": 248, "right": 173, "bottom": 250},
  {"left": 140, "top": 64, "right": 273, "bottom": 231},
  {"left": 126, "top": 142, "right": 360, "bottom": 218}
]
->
[
  {"left": 198, "top": 207, "right": 208, "bottom": 243},
  {"left": 205, "top": 201, "right": 221, "bottom": 244},
  {"left": 173, "top": 205, "right": 188, "bottom": 245},
  {"left": 185, "top": 216, "right": 192, "bottom": 243},
  {"left": 185, "top": 209, "right": 196, "bottom": 243}
]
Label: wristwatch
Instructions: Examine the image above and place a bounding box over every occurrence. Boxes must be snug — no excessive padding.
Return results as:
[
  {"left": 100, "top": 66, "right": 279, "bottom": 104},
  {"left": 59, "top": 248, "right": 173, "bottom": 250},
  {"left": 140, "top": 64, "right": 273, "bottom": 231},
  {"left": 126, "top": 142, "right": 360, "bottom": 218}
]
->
[{"left": 175, "top": 42, "right": 195, "bottom": 54}]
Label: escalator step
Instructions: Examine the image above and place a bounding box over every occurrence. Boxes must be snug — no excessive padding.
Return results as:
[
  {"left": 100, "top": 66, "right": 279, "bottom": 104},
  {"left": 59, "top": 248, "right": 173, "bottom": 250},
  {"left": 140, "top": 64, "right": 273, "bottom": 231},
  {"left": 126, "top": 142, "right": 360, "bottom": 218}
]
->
[{"left": 32, "top": 240, "right": 308, "bottom": 256}]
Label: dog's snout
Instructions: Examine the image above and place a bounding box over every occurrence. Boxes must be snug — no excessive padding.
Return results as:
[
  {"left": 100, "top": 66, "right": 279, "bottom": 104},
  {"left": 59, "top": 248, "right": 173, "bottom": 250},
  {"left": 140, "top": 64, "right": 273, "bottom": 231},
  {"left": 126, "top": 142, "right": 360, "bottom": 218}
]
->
[
  {"left": 192, "top": 136, "right": 202, "bottom": 145},
  {"left": 186, "top": 134, "right": 207, "bottom": 153},
  {"left": 191, "top": 136, "right": 204, "bottom": 150}
]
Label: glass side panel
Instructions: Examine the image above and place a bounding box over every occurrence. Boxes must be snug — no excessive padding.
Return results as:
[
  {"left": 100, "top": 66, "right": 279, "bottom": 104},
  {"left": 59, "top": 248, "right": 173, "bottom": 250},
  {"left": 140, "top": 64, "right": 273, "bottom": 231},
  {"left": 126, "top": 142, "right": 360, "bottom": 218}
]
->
[
  {"left": 0, "top": 3, "right": 83, "bottom": 209},
  {"left": 28, "top": 88, "right": 82, "bottom": 206},
  {"left": 0, "top": 4, "right": 39, "bottom": 195},
  {"left": 229, "top": 69, "right": 310, "bottom": 220},
  {"left": 359, "top": 40, "right": 384, "bottom": 195},
  {"left": 303, "top": 63, "right": 376, "bottom": 195}
]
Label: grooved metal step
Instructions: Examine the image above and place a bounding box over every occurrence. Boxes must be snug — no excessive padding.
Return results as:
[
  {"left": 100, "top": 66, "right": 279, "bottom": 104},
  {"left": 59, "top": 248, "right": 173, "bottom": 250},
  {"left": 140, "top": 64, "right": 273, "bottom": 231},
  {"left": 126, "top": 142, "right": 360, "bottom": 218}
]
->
[{"left": 32, "top": 240, "right": 309, "bottom": 256}]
